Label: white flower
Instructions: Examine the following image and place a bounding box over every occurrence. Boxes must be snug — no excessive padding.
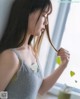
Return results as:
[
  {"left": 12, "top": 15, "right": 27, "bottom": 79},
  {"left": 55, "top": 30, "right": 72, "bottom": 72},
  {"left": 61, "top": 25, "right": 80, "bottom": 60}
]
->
[{"left": 30, "top": 63, "right": 38, "bottom": 73}]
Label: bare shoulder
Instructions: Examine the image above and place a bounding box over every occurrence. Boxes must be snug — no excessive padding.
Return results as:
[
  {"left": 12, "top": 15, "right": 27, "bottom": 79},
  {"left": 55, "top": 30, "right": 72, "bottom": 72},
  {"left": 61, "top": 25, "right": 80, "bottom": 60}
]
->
[
  {"left": 0, "top": 49, "right": 19, "bottom": 67},
  {"left": 0, "top": 49, "right": 20, "bottom": 91}
]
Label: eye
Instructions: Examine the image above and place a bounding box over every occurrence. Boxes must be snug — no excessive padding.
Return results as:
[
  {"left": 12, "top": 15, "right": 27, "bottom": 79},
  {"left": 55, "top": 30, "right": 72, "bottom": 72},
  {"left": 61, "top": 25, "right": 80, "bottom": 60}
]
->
[
  {"left": 42, "top": 14, "right": 45, "bottom": 18},
  {"left": 42, "top": 13, "right": 48, "bottom": 18}
]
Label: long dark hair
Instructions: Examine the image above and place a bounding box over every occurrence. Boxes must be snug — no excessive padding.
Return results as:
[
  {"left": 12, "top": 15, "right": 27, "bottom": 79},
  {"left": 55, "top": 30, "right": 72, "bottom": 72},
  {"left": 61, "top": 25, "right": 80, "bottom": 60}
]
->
[{"left": 0, "top": 0, "right": 51, "bottom": 53}]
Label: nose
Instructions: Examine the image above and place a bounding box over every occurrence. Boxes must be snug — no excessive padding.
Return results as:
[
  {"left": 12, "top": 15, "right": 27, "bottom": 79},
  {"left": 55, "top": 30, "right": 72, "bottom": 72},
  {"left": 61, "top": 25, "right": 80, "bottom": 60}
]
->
[{"left": 43, "top": 16, "right": 48, "bottom": 25}]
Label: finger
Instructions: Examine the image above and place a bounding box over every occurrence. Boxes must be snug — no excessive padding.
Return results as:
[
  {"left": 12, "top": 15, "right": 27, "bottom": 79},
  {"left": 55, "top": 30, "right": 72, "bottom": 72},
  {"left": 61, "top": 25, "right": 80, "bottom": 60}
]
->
[
  {"left": 58, "top": 49, "right": 69, "bottom": 54},
  {"left": 57, "top": 53, "right": 70, "bottom": 59},
  {"left": 60, "top": 56, "right": 70, "bottom": 61},
  {"left": 58, "top": 54, "right": 70, "bottom": 58},
  {"left": 58, "top": 48, "right": 69, "bottom": 53},
  {"left": 58, "top": 49, "right": 70, "bottom": 54},
  {"left": 58, "top": 52, "right": 70, "bottom": 57}
]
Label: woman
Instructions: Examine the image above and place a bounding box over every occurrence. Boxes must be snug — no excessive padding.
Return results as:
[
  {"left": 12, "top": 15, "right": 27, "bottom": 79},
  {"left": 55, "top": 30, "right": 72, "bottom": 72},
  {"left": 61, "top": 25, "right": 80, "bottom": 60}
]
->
[{"left": 0, "top": 0, "right": 70, "bottom": 99}]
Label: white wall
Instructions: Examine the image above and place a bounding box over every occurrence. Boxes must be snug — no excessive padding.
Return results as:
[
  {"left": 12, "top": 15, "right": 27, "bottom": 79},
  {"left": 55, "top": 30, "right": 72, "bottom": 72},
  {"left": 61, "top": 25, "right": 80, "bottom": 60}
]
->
[{"left": 0, "top": 0, "right": 14, "bottom": 39}]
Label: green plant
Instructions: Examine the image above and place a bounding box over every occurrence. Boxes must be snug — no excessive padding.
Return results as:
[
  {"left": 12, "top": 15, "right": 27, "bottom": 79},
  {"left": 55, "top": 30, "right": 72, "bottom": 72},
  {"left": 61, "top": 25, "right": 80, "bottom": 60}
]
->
[
  {"left": 56, "top": 56, "right": 77, "bottom": 83},
  {"left": 56, "top": 56, "right": 78, "bottom": 99},
  {"left": 58, "top": 84, "right": 72, "bottom": 99},
  {"left": 58, "top": 91, "right": 71, "bottom": 99}
]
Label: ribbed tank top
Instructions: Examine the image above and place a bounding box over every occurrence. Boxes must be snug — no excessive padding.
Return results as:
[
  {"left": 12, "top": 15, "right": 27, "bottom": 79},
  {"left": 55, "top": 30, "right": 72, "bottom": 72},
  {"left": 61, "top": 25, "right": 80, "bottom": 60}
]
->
[{"left": 5, "top": 49, "right": 43, "bottom": 99}]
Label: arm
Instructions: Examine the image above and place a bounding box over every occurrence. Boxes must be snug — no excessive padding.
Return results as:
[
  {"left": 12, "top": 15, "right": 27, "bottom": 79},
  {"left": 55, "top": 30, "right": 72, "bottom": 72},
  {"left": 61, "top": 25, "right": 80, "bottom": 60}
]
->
[
  {"left": 0, "top": 50, "right": 19, "bottom": 91},
  {"left": 38, "top": 48, "right": 70, "bottom": 95}
]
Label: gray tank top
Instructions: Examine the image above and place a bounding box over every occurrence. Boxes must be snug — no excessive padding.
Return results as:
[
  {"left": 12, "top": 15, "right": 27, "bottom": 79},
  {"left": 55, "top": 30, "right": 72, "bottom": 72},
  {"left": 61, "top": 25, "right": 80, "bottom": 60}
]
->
[{"left": 5, "top": 49, "right": 43, "bottom": 99}]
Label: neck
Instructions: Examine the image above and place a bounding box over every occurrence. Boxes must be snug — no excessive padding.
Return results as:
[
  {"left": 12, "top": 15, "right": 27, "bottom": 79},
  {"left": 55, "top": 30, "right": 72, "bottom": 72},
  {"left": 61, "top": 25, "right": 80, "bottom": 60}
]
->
[{"left": 21, "top": 33, "right": 31, "bottom": 48}]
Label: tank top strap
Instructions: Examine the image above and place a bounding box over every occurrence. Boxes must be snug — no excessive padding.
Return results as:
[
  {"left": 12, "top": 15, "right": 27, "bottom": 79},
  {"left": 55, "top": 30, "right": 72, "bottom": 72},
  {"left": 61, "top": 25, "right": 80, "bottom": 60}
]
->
[
  {"left": 7, "top": 48, "right": 23, "bottom": 83},
  {"left": 10, "top": 48, "right": 22, "bottom": 66}
]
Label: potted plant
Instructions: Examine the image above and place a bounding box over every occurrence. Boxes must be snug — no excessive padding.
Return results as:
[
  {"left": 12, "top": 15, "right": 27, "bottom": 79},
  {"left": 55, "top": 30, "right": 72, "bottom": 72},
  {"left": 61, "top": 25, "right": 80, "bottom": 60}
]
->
[
  {"left": 58, "top": 84, "right": 71, "bottom": 99},
  {"left": 56, "top": 56, "right": 77, "bottom": 99}
]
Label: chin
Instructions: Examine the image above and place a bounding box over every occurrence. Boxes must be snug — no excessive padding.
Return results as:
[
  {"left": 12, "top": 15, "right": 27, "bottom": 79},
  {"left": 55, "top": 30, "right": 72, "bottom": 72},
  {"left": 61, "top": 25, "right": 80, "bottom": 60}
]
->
[{"left": 35, "top": 32, "right": 41, "bottom": 36}]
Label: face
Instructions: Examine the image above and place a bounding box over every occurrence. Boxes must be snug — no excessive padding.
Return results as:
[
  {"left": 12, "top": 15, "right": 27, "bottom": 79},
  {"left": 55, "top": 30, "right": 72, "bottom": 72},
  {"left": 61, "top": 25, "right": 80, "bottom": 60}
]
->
[{"left": 27, "top": 5, "right": 52, "bottom": 36}]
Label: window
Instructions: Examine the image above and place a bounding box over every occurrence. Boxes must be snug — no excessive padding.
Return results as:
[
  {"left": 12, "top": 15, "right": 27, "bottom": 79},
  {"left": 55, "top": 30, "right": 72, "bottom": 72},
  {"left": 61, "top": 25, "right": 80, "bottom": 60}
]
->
[{"left": 56, "top": 3, "right": 80, "bottom": 90}]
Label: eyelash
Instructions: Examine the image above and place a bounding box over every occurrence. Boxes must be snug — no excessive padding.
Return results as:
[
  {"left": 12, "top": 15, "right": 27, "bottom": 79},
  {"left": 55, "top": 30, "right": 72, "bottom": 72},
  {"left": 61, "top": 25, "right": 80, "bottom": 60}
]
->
[
  {"left": 42, "top": 15, "right": 45, "bottom": 17},
  {"left": 42, "top": 14, "right": 48, "bottom": 18}
]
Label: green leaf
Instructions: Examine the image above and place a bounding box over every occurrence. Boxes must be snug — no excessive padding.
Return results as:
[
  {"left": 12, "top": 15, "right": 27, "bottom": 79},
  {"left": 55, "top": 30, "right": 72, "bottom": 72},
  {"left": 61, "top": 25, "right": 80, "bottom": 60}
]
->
[
  {"left": 70, "top": 71, "right": 75, "bottom": 77},
  {"left": 56, "top": 56, "right": 62, "bottom": 65}
]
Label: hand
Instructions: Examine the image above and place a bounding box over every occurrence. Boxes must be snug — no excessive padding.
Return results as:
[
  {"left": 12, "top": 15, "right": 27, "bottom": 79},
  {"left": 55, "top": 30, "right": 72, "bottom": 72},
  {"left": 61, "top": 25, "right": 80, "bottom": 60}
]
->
[{"left": 57, "top": 48, "right": 70, "bottom": 67}]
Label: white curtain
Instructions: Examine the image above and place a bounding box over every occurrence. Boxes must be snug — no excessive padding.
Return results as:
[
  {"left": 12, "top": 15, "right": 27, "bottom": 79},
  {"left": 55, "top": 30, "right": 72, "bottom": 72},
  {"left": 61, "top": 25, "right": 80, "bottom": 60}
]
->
[{"left": 45, "top": 1, "right": 71, "bottom": 76}]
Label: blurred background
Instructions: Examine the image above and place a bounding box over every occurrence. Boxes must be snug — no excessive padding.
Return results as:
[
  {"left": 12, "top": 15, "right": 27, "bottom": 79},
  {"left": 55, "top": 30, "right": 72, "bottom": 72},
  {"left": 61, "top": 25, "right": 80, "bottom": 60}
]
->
[{"left": 0, "top": 0, "right": 80, "bottom": 99}]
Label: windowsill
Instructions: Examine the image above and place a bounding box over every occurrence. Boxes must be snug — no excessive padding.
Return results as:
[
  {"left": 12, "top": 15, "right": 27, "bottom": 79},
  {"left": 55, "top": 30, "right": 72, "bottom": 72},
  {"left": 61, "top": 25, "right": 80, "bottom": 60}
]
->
[
  {"left": 48, "top": 85, "right": 80, "bottom": 99},
  {"left": 37, "top": 85, "right": 80, "bottom": 99},
  {"left": 37, "top": 93, "right": 57, "bottom": 99}
]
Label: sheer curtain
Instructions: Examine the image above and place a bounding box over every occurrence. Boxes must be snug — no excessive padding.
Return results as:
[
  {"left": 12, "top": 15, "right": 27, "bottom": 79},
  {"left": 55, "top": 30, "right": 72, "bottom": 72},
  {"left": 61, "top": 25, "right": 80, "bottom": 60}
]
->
[
  {"left": 44, "top": 1, "right": 71, "bottom": 76},
  {"left": 38, "top": 0, "right": 60, "bottom": 76}
]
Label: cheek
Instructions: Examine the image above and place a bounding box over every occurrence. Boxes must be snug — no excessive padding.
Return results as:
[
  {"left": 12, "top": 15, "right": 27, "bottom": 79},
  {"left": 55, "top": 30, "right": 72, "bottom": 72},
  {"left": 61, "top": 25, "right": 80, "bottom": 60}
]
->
[
  {"left": 28, "top": 14, "right": 38, "bottom": 34},
  {"left": 40, "top": 17, "right": 45, "bottom": 26},
  {"left": 36, "top": 17, "right": 44, "bottom": 30},
  {"left": 34, "top": 18, "right": 45, "bottom": 36}
]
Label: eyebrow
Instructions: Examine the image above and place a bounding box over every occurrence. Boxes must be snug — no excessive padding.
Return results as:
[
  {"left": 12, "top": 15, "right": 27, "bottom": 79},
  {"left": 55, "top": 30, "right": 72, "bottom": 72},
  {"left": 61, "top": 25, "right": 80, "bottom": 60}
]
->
[
  {"left": 43, "top": 6, "right": 52, "bottom": 15},
  {"left": 36, "top": 6, "right": 52, "bottom": 25}
]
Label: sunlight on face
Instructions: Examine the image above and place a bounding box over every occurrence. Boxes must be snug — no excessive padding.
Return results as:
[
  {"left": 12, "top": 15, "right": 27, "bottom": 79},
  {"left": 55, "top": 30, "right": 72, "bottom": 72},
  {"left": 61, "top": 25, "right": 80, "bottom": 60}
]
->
[{"left": 27, "top": 5, "right": 52, "bottom": 36}]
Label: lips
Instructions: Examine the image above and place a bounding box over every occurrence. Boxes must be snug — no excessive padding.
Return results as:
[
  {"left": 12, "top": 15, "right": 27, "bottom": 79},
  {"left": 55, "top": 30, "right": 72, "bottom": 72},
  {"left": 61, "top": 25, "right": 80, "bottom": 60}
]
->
[{"left": 41, "top": 28, "right": 45, "bottom": 33}]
